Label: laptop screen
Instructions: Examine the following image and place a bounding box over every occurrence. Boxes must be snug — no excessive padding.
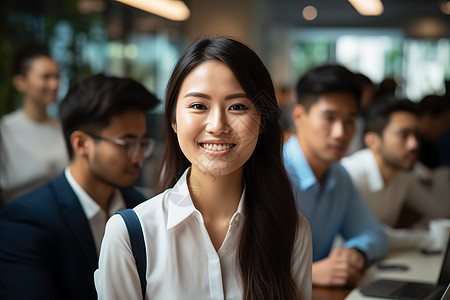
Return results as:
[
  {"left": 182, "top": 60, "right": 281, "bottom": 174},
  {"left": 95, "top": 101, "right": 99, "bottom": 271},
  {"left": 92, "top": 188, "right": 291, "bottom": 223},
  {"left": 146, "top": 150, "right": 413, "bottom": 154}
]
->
[{"left": 441, "top": 284, "right": 450, "bottom": 300}]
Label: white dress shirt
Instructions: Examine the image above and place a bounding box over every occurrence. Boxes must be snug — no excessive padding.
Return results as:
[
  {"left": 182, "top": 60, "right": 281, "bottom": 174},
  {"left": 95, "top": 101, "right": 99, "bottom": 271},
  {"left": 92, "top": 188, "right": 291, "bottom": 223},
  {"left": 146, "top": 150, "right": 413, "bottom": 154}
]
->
[
  {"left": 65, "top": 168, "right": 126, "bottom": 254},
  {"left": 94, "top": 168, "right": 312, "bottom": 300},
  {"left": 341, "top": 148, "right": 450, "bottom": 249}
]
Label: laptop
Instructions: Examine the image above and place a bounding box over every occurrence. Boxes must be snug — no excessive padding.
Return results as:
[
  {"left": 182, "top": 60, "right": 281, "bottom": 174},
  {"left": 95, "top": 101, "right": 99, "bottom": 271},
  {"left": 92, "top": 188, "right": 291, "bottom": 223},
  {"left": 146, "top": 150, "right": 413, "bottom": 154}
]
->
[
  {"left": 360, "top": 236, "right": 450, "bottom": 300},
  {"left": 442, "top": 284, "right": 450, "bottom": 300}
]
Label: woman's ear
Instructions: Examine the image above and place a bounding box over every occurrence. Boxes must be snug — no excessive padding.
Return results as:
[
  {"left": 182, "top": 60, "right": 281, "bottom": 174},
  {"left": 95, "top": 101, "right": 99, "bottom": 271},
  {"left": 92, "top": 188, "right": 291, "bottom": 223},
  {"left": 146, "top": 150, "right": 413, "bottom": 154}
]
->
[
  {"left": 171, "top": 122, "right": 177, "bottom": 134},
  {"left": 12, "top": 74, "right": 26, "bottom": 93}
]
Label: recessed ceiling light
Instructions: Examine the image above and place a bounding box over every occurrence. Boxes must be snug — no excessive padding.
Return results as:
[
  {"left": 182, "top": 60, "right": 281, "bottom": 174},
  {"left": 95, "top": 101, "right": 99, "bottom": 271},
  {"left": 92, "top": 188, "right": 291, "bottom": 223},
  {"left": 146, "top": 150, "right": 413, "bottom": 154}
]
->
[
  {"left": 348, "top": 0, "right": 384, "bottom": 16},
  {"left": 302, "top": 6, "right": 318, "bottom": 21},
  {"left": 115, "top": 0, "right": 190, "bottom": 21}
]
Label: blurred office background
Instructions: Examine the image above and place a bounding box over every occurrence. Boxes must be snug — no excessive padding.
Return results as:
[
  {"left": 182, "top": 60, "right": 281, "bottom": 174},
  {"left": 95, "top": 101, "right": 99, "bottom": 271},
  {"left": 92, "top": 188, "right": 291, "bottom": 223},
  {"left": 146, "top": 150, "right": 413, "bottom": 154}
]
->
[{"left": 1, "top": 0, "right": 449, "bottom": 118}]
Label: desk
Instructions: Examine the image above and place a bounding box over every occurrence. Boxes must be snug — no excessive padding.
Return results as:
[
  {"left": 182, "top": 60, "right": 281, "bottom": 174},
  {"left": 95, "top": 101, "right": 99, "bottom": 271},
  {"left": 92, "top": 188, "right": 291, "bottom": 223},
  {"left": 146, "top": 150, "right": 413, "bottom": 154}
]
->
[
  {"left": 346, "top": 248, "right": 444, "bottom": 299},
  {"left": 311, "top": 249, "right": 444, "bottom": 300},
  {"left": 312, "top": 286, "right": 351, "bottom": 300}
]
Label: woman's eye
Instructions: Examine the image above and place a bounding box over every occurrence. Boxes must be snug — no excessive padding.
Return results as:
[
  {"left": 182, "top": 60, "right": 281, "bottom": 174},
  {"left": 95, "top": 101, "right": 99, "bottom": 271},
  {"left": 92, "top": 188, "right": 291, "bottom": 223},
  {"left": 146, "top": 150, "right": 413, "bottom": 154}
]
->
[
  {"left": 229, "top": 104, "right": 248, "bottom": 111},
  {"left": 189, "top": 103, "right": 207, "bottom": 110}
]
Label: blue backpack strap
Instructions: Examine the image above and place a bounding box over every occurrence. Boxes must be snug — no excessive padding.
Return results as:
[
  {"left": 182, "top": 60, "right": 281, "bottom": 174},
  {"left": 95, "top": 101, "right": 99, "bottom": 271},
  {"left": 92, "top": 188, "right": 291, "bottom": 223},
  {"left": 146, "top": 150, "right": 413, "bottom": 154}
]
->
[{"left": 116, "top": 209, "right": 147, "bottom": 299}]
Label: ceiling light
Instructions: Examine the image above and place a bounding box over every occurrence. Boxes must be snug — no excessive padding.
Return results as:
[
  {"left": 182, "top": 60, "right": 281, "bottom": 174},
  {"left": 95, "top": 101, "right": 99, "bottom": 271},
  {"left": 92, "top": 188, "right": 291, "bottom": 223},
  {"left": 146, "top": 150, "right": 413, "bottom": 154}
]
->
[
  {"left": 302, "top": 6, "right": 318, "bottom": 21},
  {"left": 115, "top": 0, "right": 190, "bottom": 21},
  {"left": 348, "top": 0, "right": 384, "bottom": 16}
]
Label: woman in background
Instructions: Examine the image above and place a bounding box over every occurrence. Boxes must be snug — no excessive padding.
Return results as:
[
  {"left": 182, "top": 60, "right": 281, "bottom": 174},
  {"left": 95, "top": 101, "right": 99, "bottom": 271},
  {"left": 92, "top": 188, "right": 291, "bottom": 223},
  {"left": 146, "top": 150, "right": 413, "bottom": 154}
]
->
[
  {"left": 0, "top": 43, "right": 68, "bottom": 206},
  {"left": 95, "top": 37, "right": 312, "bottom": 300}
]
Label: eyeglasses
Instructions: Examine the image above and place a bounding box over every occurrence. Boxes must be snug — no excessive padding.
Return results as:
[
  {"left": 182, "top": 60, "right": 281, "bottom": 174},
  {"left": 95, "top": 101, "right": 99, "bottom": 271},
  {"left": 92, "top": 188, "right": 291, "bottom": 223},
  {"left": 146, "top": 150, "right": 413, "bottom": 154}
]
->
[{"left": 83, "top": 131, "right": 155, "bottom": 160}]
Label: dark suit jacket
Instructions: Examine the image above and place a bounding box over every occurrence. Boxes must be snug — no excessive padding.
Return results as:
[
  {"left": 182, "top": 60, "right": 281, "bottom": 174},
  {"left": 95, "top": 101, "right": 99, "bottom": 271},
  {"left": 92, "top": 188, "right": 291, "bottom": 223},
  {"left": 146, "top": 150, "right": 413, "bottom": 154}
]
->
[{"left": 0, "top": 173, "right": 146, "bottom": 300}]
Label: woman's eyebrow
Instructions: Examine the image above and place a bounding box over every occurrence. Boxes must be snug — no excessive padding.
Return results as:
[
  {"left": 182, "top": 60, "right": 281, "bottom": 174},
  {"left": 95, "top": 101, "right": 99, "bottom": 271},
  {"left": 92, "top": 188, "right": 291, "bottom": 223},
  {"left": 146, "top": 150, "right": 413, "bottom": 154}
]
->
[
  {"left": 225, "top": 93, "right": 248, "bottom": 100},
  {"left": 183, "top": 92, "right": 248, "bottom": 100},
  {"left": 184, "top": 92, "right": 211, "bottom": 99}
]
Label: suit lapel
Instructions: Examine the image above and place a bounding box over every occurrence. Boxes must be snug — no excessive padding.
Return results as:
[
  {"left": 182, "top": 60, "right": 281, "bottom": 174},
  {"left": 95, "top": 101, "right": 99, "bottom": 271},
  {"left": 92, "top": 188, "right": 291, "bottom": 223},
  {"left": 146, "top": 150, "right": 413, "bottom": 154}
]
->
[
  {"left": 52, "top": 174, "right": 98, "bottom": 269},
  {"left": 51, "top": 176, "right": 145, "bottom": 269}
]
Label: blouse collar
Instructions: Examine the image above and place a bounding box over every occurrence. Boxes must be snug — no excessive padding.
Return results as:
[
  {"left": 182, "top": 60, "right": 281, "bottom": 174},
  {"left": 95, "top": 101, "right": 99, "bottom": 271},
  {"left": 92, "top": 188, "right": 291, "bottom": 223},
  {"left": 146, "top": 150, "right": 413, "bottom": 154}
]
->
[{"left": 167, "top": 167, "right": 246, "bottom": 230}]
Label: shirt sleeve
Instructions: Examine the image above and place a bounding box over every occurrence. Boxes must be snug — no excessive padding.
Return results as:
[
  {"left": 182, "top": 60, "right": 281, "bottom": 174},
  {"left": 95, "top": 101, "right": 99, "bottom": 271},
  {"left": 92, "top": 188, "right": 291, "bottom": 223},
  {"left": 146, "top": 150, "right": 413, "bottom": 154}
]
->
[
  {"left": 94, "top": 214, "right": 143, "bottom": 300},
  {"left": 340, "top": 180, "right": 388, "bottom": 265},
  {"left": 384, "top": 225, "right": 433, "bottom": 249},
  {"left": 291, "top": 214, "right": 312, "bottom": 300}
]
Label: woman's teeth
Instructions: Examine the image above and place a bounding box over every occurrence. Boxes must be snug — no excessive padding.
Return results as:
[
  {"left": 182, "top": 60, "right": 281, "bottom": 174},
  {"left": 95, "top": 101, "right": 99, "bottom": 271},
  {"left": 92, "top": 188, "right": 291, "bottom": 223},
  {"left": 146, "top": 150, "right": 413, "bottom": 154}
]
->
[{"left": 202, "top": 143, "right": 234, "bottom": 151}]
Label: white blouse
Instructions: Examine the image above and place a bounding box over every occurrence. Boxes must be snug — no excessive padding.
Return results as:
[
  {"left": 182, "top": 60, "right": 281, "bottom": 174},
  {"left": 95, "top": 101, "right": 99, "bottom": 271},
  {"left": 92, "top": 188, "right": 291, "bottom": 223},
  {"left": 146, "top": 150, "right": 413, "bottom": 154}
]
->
[
  {"left": 0, "top": 110, "right": 68, "bottom": 204},
  {"left": 95, "top": 168, "right": 312, "bottom": 300}
]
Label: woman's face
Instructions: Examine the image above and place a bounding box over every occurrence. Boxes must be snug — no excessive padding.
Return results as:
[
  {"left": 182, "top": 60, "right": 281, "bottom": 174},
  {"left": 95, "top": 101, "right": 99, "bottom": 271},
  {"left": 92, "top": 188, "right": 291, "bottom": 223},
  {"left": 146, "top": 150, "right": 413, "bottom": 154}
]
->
[
  {"left": 17, "top": 56, "right": 59, "bottom": 106},
  {"left": 172, "top": 60, "right": 261, "bottom": 180}
]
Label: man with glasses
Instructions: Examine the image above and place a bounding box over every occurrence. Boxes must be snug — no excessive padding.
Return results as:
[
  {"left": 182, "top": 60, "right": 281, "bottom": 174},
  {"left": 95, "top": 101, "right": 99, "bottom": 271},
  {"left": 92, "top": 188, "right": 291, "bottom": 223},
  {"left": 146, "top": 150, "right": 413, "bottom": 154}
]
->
[{"left": 0, "top": 74, "right": 159, "bottom": 299}]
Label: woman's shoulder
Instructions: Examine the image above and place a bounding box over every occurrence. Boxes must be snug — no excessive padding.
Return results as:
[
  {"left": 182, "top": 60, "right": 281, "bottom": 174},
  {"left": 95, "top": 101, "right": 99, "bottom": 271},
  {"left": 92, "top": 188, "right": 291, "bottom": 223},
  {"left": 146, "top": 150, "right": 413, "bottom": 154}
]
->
[
  {"left": 133, "top": 189, "right": 171, "bottom": 218},
  {"left": 107, "top": 190, "right": 172, "bottom": 240},
  {"left": 0, "top": 110, "right": 21, "bottom": 127}
]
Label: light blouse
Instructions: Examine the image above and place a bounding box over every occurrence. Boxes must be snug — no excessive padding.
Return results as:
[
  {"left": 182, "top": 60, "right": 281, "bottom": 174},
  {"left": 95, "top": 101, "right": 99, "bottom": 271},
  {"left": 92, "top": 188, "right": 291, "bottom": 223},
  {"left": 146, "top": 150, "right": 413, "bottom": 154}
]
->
[
  {"left": 95, "top": 168, "right": 312, "bottom": 300},
  {"left": 0, "top": 110, "right": 68, "bottom": 204}
]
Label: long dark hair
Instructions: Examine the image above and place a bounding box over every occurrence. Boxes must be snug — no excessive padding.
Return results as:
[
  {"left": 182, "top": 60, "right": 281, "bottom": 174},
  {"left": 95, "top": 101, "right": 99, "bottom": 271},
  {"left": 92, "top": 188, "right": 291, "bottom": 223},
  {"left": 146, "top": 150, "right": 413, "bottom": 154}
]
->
[{"left": 158, "top": 37, "right": 301, "bottom": 299}]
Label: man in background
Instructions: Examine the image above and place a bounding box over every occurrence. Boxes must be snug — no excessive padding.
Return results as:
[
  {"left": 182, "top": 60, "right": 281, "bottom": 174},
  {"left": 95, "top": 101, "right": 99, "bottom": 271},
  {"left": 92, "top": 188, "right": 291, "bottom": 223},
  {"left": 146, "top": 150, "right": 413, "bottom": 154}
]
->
[
  {"left": 417, "top": 94, "right": 450, "bottom": 169},
  {"left": 0, "top": 74, "right": 159, "bottom": 299},
  {"left": 284, "top": 64, "right": 388, "bottom": 287},
  {"left": 341, "top": 97, "right": 450, "bottom": 249},
  {"left": 345, "top": 72, "right": 375, "bottom": 155}
]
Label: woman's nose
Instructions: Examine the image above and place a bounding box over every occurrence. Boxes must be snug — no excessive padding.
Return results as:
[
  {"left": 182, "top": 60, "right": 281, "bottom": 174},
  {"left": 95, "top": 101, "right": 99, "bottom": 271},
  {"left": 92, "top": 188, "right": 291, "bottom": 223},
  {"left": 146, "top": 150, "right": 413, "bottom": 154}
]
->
[
  {"left": 205, "top": 108, "right": 230, "bottom": 135},
  {"left": 48, "top": 76, "right": 59, "bottom": 90}
]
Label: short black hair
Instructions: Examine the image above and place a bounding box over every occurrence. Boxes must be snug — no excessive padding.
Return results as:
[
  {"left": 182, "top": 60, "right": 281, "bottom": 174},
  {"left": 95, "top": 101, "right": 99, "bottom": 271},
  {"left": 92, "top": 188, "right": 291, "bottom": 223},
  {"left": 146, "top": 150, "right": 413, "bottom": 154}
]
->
[
  {"left": 13, "top": 42, "right": 52, "bottom": 76},
  {"left": 355, "top": 72, "right": 373, "bottom": 88},
  {"left": 59, "top": 74, "right": 160, "bottom": 158},
  {"left": 418, "top": 94, "right": 450, "bottom": 117},
  {"left": 365, "top": 97, "right": 419, "bottom": 136},
  {"left": 374, "top": 77, "right": 397, "bottom": 102},
  {"left": 295, "top": 64, "right": 361, "bottom": 112}
]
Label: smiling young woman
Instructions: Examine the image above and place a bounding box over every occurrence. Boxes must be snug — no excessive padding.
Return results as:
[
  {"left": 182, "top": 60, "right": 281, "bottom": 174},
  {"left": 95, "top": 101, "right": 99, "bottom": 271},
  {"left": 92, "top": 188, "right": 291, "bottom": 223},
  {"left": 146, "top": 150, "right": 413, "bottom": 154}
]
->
[
  {"left": 0, "top": 43, "right": 68, "bottom": 205},
  {"left": 172, "top": 60, "right": 261, "bottom": 180},
  {"left": 95, "top": 37, "right": 312, "bottom": 300}
]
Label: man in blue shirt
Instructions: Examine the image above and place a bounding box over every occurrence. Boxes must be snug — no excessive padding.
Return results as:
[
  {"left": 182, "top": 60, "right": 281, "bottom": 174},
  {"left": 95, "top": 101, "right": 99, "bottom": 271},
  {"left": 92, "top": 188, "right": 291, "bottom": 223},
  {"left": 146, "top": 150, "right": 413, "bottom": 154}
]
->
[{"left": 284, "top": 65, "right": 388, "bottom": 287}]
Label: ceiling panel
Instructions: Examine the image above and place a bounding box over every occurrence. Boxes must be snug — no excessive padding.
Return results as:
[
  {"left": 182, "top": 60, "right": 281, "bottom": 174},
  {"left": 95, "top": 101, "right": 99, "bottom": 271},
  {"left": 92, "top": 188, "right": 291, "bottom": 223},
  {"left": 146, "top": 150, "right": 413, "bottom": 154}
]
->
[{"left": 269, "top": 0, "right": 450, "bottom": 37}]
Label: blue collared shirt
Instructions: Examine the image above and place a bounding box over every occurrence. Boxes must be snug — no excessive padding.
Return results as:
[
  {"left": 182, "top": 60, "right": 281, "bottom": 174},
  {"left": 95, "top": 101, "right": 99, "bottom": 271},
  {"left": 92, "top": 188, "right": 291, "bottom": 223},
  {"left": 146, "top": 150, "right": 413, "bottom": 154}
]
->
[{"left": 283, "top": 136, "right": 388, "bottom": 264}]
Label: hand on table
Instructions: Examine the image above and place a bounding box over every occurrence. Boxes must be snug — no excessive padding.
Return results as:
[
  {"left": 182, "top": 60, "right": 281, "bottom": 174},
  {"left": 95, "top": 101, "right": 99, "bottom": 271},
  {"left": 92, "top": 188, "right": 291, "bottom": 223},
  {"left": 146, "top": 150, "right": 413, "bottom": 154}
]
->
[{"left": 312, "top": 248, "right": 365, "bottom": 287}]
